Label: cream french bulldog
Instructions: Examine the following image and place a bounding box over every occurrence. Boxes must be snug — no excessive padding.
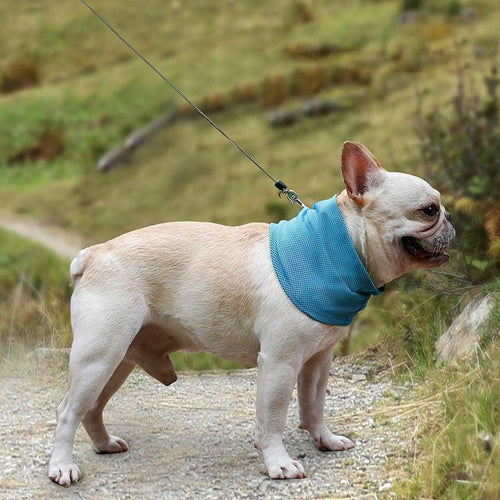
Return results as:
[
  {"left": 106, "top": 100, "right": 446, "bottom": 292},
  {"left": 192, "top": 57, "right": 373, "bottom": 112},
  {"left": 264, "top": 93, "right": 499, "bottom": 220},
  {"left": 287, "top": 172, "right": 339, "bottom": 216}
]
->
[{"left": 49, "top": 141, "right": 455, "bottom": 486}]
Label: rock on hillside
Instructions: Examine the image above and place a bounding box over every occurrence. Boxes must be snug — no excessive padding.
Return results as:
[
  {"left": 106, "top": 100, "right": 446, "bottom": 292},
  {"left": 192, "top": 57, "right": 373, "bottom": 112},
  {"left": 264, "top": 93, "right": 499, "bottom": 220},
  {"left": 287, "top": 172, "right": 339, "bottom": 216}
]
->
[{"left": 436, "top": 293, "right": 495, "bottom": 362}]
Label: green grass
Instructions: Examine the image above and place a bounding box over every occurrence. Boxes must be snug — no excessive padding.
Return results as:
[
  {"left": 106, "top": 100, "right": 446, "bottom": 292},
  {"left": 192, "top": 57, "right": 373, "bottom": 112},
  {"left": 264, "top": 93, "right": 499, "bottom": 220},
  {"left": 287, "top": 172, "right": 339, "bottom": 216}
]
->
[
  {"left": 397, "top": 349, "right": 499, "bottom": 499},
  {"left": 1, "top": 0, "right": 499, "bottom": 241},
  {"left": 382, "top": 277, "right": 500, "bottom": 498},
  {"left": 400, "top": 344, "right": 499, "bottom": 499}
]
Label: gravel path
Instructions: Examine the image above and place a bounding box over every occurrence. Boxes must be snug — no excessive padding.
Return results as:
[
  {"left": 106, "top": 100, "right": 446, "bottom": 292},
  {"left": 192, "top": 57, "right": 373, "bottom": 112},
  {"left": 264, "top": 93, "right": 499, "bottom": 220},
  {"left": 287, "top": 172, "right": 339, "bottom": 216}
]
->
[{"left": 0, "top": 356, "right": 414, "bottom": 499}]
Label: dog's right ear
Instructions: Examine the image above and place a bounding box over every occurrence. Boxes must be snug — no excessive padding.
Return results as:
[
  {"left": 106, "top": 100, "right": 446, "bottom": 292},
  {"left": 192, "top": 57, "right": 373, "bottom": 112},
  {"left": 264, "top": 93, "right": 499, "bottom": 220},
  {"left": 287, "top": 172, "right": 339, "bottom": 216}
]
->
[{"left": 341, "top": 141, "right": 385, "bottom": 203}]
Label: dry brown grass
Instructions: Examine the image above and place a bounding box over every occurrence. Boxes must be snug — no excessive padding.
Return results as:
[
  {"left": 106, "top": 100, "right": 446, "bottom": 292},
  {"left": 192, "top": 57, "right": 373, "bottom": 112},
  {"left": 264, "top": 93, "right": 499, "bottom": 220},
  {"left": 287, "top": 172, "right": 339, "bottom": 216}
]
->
[
  {"left": 7, "top": 129, "right": 64, "bottom": 165},
  {"left": 290, "top": 1, "right": 315, "bottom": 24},
  {"left": 0, "top": 59, "right": 40, "bottom": 93},
  {"left": 290, "top": 65, "right": 329, "bottom": 96},
  {"left": 259, "top": 74, "right": 289, "bottom": 108},
  {"left": 231, "top": 82, "right": 259, "bottom": 105}
]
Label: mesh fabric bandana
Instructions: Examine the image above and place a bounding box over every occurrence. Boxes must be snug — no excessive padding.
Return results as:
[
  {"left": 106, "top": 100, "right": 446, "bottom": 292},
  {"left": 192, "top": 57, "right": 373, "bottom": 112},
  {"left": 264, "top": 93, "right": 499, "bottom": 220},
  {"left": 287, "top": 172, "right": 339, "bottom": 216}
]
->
[{"left": 269, "top": 195, "right": 384, "bottom": 326}]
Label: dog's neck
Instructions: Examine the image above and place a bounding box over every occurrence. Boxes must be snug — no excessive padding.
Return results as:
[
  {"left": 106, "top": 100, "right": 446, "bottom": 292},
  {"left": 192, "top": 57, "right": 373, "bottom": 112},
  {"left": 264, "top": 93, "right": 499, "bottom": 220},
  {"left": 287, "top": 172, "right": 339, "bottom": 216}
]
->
[{"left": 336, "top": 191, "right": 396, "bottom": 288}]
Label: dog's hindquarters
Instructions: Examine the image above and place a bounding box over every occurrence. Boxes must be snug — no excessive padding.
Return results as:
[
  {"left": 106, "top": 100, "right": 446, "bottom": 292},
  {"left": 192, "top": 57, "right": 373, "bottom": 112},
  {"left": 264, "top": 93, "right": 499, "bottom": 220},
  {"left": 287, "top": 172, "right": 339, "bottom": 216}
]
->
[{"left": 49, "top": 247, "right": 149, "bottom": 486}]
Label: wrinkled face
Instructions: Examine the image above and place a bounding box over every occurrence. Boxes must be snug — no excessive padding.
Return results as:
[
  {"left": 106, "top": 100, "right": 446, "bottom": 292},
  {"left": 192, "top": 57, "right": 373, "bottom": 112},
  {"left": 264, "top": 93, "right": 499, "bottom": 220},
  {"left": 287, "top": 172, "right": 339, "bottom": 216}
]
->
[
  {"left": 340, "top": 141, "right": 456, "bottom": 283},
  {"left": 367, "top": 172, "right": 456, "bottom": 272}
]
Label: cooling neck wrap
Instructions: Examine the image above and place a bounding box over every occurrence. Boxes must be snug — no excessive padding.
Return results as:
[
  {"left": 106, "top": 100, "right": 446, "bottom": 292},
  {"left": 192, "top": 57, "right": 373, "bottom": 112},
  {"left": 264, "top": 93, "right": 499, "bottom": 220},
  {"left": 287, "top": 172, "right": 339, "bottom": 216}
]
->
[{"left": 269, "top": 195, "right": 384, "bottom": 326}]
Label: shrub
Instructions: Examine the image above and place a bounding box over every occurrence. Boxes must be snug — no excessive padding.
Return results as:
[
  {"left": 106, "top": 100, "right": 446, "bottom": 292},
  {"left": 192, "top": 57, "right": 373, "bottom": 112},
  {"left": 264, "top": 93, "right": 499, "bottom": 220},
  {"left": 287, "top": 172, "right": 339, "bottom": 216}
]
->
[
  {"left": 400, "top": 0, "right": 423, "bottom": 11},
  {"left": 231, "top": 82, "right": 258, "bottom": 105},
  {"left": 178, "top": 101, "right": 197, "bottom": 117},
  {"left": 199, "top": 92, "right": 227, "bottom": 113},
  {"left": 291, "top": 1, "right": 314, "bottom": 24},
  {"left": 7, "top": 126, "right": 65, "bottom": 165},
  {"left": 446, "top": 0, "right": 462, "bottom": 17},
  {"left": 290, "top": 65, "right": 328, "bottom": 97},
  {"left": 285, "top": 42, "right": 344, "bottom": 60},
  {"left": 260, "top": 74, "right": 289, "bottom": 108},
  {"left": 0, "top": 59, "right": 41, "bottom": 94},
  {"left": 329, "top": 64, "right": 372, "bottom": 86},
  {"left": 416, "top": 66, "right": 500, "bottom": 283}
]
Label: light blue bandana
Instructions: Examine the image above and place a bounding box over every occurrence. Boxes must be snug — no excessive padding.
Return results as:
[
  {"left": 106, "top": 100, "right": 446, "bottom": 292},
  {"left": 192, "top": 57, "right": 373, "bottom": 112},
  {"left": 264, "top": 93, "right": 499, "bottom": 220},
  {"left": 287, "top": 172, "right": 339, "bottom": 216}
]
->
[{"left": 269, "top": 195, "right": 384, "bottom": 326}]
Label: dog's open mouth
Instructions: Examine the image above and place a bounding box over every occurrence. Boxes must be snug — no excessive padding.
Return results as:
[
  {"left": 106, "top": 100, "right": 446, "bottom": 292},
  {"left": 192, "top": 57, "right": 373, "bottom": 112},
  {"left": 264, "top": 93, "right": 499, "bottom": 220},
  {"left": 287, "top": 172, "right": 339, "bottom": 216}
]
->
[{"left": 402, "top": 236, "right": 449, "bottom": 265}]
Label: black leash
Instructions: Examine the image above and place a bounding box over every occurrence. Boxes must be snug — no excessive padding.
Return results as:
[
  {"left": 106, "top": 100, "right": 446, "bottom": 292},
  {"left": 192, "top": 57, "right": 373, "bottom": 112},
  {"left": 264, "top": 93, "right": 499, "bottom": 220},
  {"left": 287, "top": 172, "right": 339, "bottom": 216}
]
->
[{"left": 80, "top": 0, "right": 307, "bottom": 209}]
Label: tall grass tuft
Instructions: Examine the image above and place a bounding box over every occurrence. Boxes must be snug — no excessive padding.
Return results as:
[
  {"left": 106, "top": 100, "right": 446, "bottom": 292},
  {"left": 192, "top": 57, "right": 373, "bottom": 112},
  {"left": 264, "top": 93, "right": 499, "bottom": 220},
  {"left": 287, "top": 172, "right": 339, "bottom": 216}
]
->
[
  {"left": 400, "top": 337, "right": 500, "bottom": 498},
  {"left": 0, "top": 229, "right": 71, "bottom": 357}
]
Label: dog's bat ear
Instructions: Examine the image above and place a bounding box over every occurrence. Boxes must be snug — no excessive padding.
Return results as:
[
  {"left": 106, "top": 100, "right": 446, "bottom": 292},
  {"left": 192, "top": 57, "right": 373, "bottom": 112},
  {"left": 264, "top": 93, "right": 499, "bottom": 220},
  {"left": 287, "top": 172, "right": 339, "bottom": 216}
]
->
[{"left": 341, "top": 141, "right": 386, "bottom": 203}]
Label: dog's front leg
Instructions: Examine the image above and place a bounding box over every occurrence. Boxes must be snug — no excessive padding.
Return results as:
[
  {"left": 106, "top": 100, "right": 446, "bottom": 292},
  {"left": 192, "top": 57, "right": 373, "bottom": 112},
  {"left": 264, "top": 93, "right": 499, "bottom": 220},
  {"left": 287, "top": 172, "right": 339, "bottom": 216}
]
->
[
  {"left": 254, "top": 351, "right": 306, "bottom": 479},
  {"left": 297, "top": 346, "right": 355, "bottom": 451}
]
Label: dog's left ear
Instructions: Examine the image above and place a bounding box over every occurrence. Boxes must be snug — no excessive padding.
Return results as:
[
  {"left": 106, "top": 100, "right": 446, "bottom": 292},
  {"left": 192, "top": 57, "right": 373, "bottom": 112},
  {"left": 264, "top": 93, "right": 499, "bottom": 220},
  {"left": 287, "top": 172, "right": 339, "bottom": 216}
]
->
[{"left": 341, "top": 141, "right": 385, "bottom": 203}]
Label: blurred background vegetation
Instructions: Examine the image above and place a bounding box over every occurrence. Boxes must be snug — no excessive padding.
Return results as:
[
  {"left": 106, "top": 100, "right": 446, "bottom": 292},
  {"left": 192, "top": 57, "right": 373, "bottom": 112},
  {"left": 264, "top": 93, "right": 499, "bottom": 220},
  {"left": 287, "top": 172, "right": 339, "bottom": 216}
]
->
[{"left": 0, "top": 0, "right": 499, "bottom": 496}]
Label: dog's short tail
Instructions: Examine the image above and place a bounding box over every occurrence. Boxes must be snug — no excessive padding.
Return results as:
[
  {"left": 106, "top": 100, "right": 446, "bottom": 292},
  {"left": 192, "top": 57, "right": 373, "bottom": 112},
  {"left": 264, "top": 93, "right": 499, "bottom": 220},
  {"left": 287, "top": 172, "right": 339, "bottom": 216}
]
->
[{"left": 70, "top": 247, "right": 90, "bottom": 284}]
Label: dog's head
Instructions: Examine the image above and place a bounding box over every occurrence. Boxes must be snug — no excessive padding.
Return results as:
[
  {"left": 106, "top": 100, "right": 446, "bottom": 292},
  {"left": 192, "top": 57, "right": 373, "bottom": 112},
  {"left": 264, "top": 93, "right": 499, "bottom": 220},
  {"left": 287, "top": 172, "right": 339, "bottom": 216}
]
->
[{"left": 338, "top": 141, "right": 455, "bottom": 285}]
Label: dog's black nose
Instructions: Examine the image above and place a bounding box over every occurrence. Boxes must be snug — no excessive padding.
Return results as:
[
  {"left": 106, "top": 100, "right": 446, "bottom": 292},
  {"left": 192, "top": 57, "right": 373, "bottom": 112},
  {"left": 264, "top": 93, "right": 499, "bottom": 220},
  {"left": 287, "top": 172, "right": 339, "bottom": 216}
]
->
[{"left": 445, "top": 211, "right": 452, "bottom": 223}]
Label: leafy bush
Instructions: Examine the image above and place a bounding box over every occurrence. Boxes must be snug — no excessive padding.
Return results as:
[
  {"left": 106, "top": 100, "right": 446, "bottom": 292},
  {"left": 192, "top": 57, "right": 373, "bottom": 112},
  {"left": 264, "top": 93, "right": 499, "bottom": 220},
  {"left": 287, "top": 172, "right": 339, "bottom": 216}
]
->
[{"left": 416, "top": 66, "right": 500, "bottom": 283}]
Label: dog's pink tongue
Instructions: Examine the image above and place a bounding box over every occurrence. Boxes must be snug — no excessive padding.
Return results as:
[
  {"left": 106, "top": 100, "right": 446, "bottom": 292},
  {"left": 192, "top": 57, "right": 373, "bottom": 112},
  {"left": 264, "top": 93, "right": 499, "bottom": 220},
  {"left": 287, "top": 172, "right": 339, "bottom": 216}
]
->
[{"left": 428, "top": 254, "right": 449, "bottom": 267}]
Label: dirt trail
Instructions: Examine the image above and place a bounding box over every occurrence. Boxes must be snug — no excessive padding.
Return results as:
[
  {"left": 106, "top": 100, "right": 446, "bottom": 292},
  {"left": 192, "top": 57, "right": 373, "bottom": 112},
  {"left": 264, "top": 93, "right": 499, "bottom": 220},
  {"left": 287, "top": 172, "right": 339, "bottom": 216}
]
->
[
  {"left": 0, "top": 356, "right": 415, "bottom": 499},
  {"left": 0, "top": 211, "right": 83, "bottom": 260}
]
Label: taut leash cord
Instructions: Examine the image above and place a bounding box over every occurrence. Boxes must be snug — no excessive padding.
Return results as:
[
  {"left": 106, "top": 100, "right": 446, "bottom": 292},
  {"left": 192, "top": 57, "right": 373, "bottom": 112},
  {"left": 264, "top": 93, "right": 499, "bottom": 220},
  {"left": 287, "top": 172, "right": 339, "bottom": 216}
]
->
[{"left": 80, "top": 0, "right": 307, "bottom": 209}]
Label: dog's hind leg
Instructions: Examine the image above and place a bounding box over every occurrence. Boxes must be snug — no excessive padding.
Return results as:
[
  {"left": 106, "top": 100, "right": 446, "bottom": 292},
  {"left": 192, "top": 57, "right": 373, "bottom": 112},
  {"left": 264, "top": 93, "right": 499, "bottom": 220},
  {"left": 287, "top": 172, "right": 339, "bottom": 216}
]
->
[
  {"left": 48, "top": 286, "right": 146, "bottom": 487},
  {"left": 82, "top": 357, "right": 136, "bottom": 454},
  {"left": 82, "top": 324, "right": 178, "bottom": 455}
]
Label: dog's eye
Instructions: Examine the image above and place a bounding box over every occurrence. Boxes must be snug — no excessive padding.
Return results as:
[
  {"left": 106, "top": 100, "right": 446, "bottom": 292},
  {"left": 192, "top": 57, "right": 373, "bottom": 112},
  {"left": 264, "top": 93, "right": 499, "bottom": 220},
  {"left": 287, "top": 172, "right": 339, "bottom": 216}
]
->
[{"left": 421, "top": 205, "right": 439, "bottom": 217}]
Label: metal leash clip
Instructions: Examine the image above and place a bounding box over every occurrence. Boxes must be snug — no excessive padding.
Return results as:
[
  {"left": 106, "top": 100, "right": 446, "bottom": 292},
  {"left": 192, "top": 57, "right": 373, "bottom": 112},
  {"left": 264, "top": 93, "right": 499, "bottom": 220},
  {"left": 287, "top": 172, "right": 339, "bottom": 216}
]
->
[{"left": 274, "top": 180, "right": 308, "bottom": 209}]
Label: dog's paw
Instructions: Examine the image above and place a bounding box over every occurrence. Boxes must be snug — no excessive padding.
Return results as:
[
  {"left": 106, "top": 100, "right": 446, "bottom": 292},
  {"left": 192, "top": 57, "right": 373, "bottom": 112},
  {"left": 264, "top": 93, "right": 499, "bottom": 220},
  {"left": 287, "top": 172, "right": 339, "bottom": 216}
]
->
[
  {"left": 315, "top": 431, "right": 355, "bottom": 452},
  {"left": 93, "top": 435, "right": 129, "bottom": 454},
  {"left": 48, "top": 462, "right": 81, "bottom": 487},
  {"left": 265, "top": 455, "right": 307, "bottom": 479}
]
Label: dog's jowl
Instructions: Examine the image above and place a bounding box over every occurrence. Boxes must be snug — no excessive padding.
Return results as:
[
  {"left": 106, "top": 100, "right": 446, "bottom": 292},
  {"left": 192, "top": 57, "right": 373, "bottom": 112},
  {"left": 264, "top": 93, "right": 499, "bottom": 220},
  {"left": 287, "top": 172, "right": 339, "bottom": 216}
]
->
[{"left": 48, "top": 141, "right": 455, "bottom": 486}]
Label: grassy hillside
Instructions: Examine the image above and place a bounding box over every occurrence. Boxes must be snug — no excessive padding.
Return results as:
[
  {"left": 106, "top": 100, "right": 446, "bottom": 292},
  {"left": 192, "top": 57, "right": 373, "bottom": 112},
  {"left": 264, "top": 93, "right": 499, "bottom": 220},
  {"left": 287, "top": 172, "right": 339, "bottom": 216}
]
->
[
  {"left": 1, "top": 2, "right": 499, "bottom": 496},
  {"left": 1, "top": 0, "right": 499, "bottom": 241}
]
